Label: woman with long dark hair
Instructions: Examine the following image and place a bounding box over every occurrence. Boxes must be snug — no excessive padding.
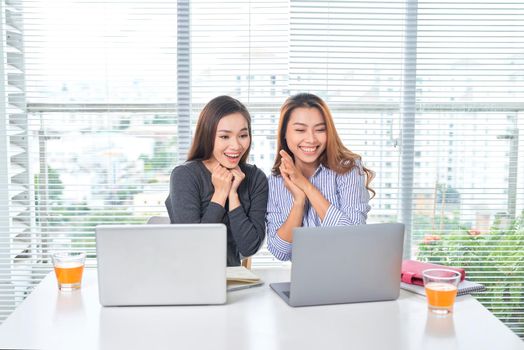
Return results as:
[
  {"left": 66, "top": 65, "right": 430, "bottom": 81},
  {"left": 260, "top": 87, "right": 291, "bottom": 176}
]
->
[
  {"left": 266, "top": 93, "right": 375, "bottom": 261},
  {"left": 165, "top": 96, "right": 268, "bottom": 266}
]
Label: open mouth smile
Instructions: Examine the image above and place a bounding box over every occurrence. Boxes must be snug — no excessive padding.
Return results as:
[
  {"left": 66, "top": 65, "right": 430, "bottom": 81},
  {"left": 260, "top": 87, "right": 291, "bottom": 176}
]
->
[
  {"left": 224, "top": 152, "right": 241, "bottom": 161},
  {"left": 299, "top": 146, "right": 319, "bottom": 154}
]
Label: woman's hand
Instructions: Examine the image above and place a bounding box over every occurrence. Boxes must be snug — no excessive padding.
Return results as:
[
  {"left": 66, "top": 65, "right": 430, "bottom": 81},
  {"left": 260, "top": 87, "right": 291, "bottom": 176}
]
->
[
  {"left": 210, "top": 164, "right": 233, "bottom": 203},
  {"left": 280, "top": 150, "right": 310, "bottom": 192},
  {"left": 227, "top": 166, "right": 245, "bottom": 211},
  {"left": 280, "top": 163, "right": 306, "bottom": 204},
  {"left": 280, "top": 150, "right": 332, "bottom": 221},
  {"left": 229, "top": 166, "right": 245, "bottom": 195}
]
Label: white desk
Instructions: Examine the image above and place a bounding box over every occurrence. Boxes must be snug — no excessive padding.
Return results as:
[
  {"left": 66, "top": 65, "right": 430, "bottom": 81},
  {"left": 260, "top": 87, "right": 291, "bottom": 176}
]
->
[{"left": 0, "top": 267, "right": 522, "bottom": 350}]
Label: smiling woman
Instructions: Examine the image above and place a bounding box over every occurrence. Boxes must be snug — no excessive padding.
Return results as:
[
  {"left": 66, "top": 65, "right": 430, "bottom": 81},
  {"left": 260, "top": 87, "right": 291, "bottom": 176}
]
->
[
  {"left": 165, "top": 96, "right": 269, "bottom": 266},
  {"left": 266, "top": 93, "right": 375, "bottom": 261}
]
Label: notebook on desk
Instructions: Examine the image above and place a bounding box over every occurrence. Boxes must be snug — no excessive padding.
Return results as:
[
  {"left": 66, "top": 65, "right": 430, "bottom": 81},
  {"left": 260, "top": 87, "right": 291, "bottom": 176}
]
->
[
  {"left": 226, "top": 266, "right": 264, "bottom": 291},
  {"left": 401, "top": 280, "right": 486, "bottom": 296},
  {"left": 96, "top": 224, "right": 227, "bottom": 306},
  {"left": 270, "top": 223, "right": 405, "bottom": 307}
]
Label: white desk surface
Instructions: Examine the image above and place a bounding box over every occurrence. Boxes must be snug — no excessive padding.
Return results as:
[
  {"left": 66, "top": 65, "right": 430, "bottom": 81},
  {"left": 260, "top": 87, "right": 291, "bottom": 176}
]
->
[{"left": 0, "top": 267, "right": 522, "bottom": 350}]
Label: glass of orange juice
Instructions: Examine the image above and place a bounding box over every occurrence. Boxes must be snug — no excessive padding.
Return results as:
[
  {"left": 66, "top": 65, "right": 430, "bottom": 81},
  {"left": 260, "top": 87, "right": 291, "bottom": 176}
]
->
[
  {"left": 422, "top": 269, "right": 461, "bottom": 315},
  {"left": 52, "top": 252, "right": 86, "bottom": 291}
]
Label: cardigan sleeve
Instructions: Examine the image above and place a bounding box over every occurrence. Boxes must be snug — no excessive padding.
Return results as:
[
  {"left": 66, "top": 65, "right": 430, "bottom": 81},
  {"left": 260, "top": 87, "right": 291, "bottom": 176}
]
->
[{"left": 227, "top": 167, "right": 268, "bottom": 257}]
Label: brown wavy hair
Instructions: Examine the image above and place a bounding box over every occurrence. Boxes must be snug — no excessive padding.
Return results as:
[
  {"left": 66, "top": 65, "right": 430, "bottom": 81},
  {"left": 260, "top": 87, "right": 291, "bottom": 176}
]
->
[
  {"left": 187, "top": 95, "right": 252, "bottom": 163},
  {"left": 271, "top": 93, "right": 375, "bottom": 198}
]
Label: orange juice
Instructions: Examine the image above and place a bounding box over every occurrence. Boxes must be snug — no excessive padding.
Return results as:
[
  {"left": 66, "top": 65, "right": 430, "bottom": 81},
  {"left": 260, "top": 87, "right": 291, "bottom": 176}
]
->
[
  {"left": 425, "top": 282, "right": 457, "bottom": 309},
  {"left": 54, "top": 262, "right": 84, "bottom": 286}
]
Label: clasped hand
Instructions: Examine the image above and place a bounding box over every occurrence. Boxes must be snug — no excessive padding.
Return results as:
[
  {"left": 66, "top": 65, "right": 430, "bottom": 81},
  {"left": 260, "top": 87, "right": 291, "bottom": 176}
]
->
[
  {"left": 211, "top": 164, "right": 245, "bottom": 197},
  {"left": 279, "top": 150, "right": 308, "bottom": 203}
]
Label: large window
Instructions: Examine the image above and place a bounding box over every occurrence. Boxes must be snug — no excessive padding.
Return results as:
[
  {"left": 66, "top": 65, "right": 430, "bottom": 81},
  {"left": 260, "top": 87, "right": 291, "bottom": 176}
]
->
[{"left": 0, "top": 0, "right": 523, "bottom": 337}]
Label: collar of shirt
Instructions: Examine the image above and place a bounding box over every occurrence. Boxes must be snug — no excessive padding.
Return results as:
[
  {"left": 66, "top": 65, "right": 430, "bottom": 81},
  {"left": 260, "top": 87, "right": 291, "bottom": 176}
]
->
[{"left": 310, "top": 163, "right": 327, "bottom": 179}]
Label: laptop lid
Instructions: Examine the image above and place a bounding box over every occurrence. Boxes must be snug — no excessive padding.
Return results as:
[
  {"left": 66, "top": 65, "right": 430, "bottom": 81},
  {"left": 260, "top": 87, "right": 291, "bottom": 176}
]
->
[
  {"left": 95, "top": 224, "right": 227, "bottom": 306},
  {"left": 283, "top": 223, "right": 404, "bottom": 307}
]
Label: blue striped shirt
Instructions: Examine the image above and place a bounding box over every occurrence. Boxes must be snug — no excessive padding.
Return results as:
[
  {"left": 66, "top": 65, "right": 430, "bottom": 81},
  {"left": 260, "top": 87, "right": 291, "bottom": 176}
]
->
[{"left": 266, "top": 162, "right": 371, "bottom": 261}]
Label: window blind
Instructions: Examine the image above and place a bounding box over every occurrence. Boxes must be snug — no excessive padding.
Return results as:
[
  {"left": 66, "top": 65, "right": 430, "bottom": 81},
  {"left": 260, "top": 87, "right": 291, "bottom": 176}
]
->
[
  {"left": 1, "top": 0, "right": 181, "bottom": 321},
  {"left": 289, "top": 0, "right": 524, "bottom": 337},
  {"left": 190, "top": 0, "right": 289, "bottom": 264},
  {"left": 0, "top": 0, "right": 523, "bottom": 338},
  {"left": 411, "top": 0, "right": 524, "bottom": 336}
]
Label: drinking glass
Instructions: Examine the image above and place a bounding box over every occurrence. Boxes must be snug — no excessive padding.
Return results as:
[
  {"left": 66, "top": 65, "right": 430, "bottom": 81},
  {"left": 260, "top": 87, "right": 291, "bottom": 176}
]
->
[
  {"left": 52, "top": 252, "right": 86, "bottom": 291},
  {"left": 422, "top": 269, "right": 461, "bottom": 315}
]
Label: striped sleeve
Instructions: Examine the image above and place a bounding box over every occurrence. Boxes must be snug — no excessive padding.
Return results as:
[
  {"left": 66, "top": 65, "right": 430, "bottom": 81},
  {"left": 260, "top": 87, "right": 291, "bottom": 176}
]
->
[
  {"left": 321, "top": 163, "right": 371, "bottom": 227},
  {"left": 265, "top": 175, "right": 293, "bottom": 261}
]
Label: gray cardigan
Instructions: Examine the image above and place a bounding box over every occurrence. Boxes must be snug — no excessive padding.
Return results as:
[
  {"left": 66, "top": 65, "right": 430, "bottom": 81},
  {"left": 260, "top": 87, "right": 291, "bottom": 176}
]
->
[{"left": 165, "top": 160, "right": 268, "bottom": 266}]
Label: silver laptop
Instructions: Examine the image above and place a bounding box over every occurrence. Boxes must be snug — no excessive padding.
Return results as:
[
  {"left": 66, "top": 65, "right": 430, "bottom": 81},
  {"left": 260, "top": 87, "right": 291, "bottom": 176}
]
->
[
  {"left": 270, "top": 223, "right": 405, "bottom": 307},
  {"left": 96, "top": 224, "right": 227, "bottom": 306}
]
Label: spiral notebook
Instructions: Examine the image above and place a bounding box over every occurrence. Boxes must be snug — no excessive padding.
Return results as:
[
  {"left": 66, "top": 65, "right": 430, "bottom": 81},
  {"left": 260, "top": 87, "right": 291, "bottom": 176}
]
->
[{"left": 401, "top": 279, "right": 486, "bottom": 297}]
